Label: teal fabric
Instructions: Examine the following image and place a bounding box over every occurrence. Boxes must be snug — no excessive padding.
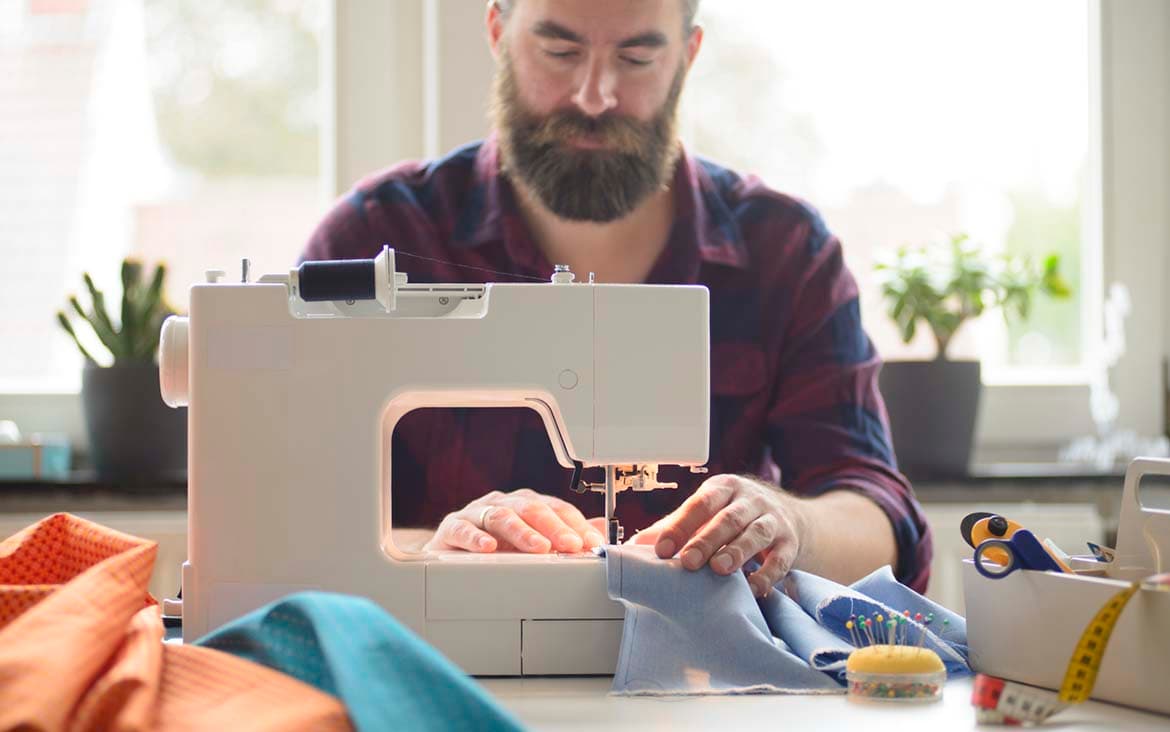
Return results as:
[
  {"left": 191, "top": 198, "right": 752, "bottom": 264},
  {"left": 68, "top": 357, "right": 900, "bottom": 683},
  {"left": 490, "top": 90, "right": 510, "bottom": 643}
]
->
[{"left": 195, "top": 591, "right": 524, "bottom": 732}]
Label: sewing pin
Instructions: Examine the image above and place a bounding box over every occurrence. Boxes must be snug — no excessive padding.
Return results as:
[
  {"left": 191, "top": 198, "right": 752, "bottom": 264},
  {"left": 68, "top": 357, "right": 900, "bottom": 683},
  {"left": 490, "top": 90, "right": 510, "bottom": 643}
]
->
[{"left": 917, "top": 615, "right": 933, "bottom": 650}]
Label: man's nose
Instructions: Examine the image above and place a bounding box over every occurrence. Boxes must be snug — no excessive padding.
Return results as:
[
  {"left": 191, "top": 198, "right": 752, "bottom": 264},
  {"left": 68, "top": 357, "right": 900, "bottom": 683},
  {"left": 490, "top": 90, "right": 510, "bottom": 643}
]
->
[{"left": 571, "top": 55, "right": 618, "bottom": 118}]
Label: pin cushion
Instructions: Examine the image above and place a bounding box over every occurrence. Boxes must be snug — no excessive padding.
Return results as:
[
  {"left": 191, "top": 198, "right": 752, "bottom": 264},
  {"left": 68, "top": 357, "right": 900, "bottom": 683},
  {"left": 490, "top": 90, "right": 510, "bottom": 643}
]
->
[{"left": 845, "top": 645, "right": 945, "bottom": 703}]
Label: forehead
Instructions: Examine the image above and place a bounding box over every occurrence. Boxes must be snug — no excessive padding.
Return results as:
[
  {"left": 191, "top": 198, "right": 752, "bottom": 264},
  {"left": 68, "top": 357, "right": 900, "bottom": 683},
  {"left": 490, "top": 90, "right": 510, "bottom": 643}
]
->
[{"left": 511, "top": 0, "right": 685, "bottom": 43}]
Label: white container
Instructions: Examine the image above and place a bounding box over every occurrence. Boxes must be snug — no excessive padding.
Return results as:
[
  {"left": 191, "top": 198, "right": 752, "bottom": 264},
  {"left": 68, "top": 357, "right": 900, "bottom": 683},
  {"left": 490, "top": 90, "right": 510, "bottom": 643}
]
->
[{"left": 963, "top": 457, "right": 1170, "bottom": 716}]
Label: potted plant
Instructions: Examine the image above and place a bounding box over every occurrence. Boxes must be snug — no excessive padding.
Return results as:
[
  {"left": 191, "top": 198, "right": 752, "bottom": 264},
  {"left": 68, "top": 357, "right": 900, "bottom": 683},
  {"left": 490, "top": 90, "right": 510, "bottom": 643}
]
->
[
  {"left": 875, "top": 234, "right": 1072, "bottom": 478},
  {"left": 57, "top": 259, "right": 186, "bottom": 484}
]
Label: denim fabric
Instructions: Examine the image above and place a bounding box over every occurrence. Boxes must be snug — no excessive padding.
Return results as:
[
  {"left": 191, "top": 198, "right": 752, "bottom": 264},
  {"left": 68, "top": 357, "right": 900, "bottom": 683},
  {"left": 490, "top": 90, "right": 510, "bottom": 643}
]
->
[{"left": 605, "top": 545, "right": 968, "bottom": 695}]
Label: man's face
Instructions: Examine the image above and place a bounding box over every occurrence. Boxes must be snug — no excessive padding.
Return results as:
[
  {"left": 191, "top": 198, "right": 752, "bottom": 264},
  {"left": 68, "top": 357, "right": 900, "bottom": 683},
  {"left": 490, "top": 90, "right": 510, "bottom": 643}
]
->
[{"left": 489, "top": 0, "right": 699, "bottom": 223}]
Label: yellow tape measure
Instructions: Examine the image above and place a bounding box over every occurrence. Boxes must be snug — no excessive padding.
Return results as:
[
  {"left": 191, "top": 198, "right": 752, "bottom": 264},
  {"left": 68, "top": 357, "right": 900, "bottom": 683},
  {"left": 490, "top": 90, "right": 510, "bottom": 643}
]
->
[{"left": 1058, "top": 581, "right": 1143, "bottom": 703}]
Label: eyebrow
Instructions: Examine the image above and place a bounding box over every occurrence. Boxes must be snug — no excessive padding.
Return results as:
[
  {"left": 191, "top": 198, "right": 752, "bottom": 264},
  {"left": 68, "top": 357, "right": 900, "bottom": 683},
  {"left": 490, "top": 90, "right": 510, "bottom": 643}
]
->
[{"left": 531, "top": 21, "right": 669, "bottom": 49}]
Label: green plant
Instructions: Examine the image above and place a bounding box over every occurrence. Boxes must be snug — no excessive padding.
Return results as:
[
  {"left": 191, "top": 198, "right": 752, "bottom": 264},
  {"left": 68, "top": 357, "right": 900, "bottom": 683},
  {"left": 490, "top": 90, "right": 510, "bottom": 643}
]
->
[
  {"left": 875, "top": 234, "right": 1072, "bottom": 360},
  {"left": 56, "top": 259, "right": 175, "bottom": 365}
]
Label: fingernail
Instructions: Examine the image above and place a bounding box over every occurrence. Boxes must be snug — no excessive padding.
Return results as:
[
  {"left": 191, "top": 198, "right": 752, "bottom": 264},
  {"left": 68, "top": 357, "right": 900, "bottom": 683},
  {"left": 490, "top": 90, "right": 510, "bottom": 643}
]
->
[
  {"left": 558, "top": 532, "right": 583, "bottom": 551},
  {"left": 712, "top": 553, "right": 732, "bottom": 573},
  {"left": 585, "top": 531, "right": 604, "bottom": 547},
  {"left": 656, "top": 538, "right": 676, "bottom": 557},
  {"left": 525, "top": 533, "right": 547, "bottom": 550},
  {"left": 477, "top": 536, "right": 493, "bottom": 550},
  {"left": 681, "top": 548, "right": 701, "bottom": 570}
]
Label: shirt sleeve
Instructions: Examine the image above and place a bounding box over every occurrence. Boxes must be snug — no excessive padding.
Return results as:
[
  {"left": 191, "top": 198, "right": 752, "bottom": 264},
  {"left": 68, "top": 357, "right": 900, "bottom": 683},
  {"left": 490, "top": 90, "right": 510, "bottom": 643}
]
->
[
  {"left": 764, "top": 219, "right": 933, "bottom": 593},
  {"left": 299, "top": 189, "right": 377, "bottom": 263}
]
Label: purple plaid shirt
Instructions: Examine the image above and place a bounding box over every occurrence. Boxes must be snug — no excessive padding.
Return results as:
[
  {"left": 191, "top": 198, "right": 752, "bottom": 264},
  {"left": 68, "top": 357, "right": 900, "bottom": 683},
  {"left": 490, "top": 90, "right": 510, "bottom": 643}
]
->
[{"left": 301, "top": 136, "right": 933, "bottom": 592}]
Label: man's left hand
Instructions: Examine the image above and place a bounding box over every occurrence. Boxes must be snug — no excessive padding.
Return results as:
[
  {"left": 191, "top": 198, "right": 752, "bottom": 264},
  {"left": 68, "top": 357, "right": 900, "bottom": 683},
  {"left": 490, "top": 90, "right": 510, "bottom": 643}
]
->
[{"left": 631, "top": 474, "right": 809, "bottom": 597}]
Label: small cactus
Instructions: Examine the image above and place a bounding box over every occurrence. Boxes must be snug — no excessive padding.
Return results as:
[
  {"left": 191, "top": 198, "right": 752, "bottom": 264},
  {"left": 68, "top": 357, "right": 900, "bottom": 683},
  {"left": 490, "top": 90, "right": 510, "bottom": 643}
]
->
[{"left": 57, "top": 259, "right": 176, "bottom": 365}]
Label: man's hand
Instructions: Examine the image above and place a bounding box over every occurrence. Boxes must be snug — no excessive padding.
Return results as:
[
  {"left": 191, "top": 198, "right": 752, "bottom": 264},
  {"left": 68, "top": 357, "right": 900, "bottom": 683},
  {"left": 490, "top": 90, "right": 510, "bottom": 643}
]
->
[
  {"left": 632, "top": 474, "right": 809, "bottom": 597},
  {"left": 423, "top": 488, "right": 605, "bottom": 554}
]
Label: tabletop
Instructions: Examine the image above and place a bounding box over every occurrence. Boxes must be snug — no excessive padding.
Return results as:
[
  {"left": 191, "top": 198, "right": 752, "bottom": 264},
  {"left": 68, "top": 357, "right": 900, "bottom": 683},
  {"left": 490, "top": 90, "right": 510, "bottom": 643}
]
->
[{"left": 480, "top": 676, "right": 1169, "bottom": 731}]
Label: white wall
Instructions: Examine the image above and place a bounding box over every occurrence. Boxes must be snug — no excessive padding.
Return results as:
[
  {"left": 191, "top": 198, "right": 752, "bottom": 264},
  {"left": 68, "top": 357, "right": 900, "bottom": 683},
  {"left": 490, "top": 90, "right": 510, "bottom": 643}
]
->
[
  {"left": 426, "top": 0, "right": 494, "bottom": 157},
  {"left": 324, "top": 0, "right": 493, "bottom": 197},
  {"left": 1100, "top": 0, "right": 1170, "bottom": 441},
  {"left": 324, "top": 0, "right": 426, "bottom": 196}
]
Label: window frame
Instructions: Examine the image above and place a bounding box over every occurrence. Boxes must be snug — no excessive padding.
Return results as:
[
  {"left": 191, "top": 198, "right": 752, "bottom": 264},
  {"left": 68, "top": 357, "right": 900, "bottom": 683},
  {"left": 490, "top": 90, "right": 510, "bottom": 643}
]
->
[{"left": 4, "top": 0, "right": 1166, "bottom": 463}]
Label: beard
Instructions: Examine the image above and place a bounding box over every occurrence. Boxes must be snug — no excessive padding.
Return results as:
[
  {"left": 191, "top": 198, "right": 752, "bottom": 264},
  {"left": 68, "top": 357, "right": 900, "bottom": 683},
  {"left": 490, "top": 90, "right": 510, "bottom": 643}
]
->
[{"left": 491, "top": 50, "right": 685, "bottom": 223}]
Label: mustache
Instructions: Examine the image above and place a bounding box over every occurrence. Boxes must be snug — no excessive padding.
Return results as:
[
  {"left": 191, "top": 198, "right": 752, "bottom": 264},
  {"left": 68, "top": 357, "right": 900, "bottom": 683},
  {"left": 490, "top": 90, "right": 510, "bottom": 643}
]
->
[{"left": 523, "top": 110, "right": 651, "bottom": 154}]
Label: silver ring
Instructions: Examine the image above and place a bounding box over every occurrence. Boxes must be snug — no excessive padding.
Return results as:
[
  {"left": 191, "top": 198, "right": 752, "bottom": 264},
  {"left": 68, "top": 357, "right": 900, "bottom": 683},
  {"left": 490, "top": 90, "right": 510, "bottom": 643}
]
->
[{"left": 477, "top": 506, "right": 496, "bottom": 529}]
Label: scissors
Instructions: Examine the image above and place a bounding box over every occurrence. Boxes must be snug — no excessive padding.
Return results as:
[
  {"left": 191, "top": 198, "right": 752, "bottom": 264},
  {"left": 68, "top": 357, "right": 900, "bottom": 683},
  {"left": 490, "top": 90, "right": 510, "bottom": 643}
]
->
[{"left": 973, "top": 528, "right": 1070, "bottom": 579}]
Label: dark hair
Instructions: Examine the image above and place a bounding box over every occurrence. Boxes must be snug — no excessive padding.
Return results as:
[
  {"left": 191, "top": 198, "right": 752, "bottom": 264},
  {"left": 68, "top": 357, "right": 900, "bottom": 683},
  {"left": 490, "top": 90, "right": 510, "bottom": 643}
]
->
[{"left": 493, "top": 0, "right": 700, "bottom": 33}]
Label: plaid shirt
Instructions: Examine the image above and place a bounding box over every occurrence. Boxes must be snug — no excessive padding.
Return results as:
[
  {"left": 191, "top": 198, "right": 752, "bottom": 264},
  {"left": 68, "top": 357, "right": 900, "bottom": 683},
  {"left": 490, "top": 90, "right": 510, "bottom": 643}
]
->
[{"left": 301, "top": 136, "right": 933, "bottom": 591}]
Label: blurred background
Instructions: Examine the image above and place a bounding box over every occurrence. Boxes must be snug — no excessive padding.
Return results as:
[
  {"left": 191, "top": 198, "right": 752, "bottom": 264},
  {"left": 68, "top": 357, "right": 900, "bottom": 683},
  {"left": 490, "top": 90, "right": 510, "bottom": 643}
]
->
[{"left": 1, "top": 0, "right": 1168, "bottom": 610}]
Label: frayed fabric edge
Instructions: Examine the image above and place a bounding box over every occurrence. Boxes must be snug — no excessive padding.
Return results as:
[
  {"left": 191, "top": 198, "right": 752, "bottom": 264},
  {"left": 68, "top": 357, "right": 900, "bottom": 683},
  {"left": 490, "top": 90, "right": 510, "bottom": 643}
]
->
[
  {"left": 812, "top": 594, "right": 968, "bottom": 670},
  {"left": 609, "top": 685, "right": 846, "bottom": 698}
]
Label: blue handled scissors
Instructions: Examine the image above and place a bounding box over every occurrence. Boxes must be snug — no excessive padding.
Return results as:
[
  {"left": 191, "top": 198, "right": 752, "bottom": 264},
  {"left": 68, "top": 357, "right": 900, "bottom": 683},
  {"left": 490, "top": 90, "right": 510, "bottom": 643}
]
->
[{"left": 973, "top": 529, "right": 1067, "bottom": 579}]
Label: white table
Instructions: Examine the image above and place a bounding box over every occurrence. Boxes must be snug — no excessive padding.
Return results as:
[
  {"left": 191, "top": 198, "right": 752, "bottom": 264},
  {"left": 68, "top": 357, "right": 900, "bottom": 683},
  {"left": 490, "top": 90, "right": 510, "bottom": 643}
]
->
[{"left": 481, "top": 677, "right": 1168, "bottom": 731}]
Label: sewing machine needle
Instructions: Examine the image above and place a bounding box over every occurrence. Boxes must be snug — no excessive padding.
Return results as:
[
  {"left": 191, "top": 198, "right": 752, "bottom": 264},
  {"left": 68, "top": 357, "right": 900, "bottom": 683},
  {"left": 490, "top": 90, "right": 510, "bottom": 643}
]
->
[{"left": 605, "top": 465, "right": 620, "bottom": 544}]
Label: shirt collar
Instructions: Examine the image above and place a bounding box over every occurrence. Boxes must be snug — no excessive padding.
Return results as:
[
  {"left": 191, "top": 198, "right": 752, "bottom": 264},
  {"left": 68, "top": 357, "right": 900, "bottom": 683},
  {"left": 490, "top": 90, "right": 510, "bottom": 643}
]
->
[{"left": 452, "top": 133, "right": 750, "bottom": 278}]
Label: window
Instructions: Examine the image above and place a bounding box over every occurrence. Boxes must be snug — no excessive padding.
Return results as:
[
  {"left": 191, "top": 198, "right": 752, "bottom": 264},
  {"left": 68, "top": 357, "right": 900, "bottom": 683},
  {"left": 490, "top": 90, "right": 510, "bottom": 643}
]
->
[
  {"left": 681, "top": 0, "right": 1092, "bottom": 380},
  {"left": 0, "top": 0, "right": 326, "bottom": 391}
]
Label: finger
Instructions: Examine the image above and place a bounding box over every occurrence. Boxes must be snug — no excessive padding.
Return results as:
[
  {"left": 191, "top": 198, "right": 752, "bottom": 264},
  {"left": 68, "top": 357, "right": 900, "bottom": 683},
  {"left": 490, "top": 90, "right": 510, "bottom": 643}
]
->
[
  {"left": 517, "top": 501, "right": 584, "bottom": 552},
  {"left": 748, "top": 539, "right": 798, "bottom": 597},
  {"left": 653, "top": 477, "right": 738, "bottom": 559},
  {"left": 629, "top": 525, "right": 661, "bottom": 545},
  {"left": 550, "top": 503, "right": 604, "bottom": 549},
  {"left": 678, "top": 500, "right": 766, "bottom": 571},
  {"left": 704, "top": 513, "right": 777, "bottom": 576},
  {"left": 484, "top": 507, "right": 552, "bottom": 553},
  {"left": 439, "top": 518, "right": 497, "bottom": 553}
]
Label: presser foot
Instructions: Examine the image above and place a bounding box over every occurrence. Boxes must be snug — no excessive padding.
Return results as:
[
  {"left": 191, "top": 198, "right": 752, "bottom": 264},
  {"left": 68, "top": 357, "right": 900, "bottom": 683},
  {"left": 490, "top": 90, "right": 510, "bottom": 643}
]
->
[{"left": 607, "top": 518, "right": 624, "bottom": 545}]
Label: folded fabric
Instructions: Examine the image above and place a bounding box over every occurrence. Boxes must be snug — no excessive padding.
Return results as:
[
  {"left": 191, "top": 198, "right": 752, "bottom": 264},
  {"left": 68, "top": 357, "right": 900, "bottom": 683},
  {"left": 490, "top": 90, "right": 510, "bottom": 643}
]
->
[
  {"left": 0, "top": 513, "right": 351, "bottom": 731},
  {"left": 604, "top": 544, "right": 968, "bottom": 695},
  {"left": 196, "top": 591, "right": 523, "bottom": 732}
]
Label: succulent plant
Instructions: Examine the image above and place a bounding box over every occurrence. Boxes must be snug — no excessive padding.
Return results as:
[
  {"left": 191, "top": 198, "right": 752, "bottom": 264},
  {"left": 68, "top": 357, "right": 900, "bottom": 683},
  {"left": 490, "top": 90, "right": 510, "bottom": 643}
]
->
[{"left": 56, "top": 259, "right": 175, "bottom": 365}]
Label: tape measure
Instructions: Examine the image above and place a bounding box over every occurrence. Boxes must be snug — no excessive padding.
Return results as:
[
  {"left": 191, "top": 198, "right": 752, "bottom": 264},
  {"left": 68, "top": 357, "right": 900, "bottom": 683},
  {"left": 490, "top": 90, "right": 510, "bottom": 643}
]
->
[
  {"left": 1057, "top": 581, "right": 1143, "bottom": 703},
  {"left": 972, "top": 572, "right": 1170, "bottom": 724},
  {"left": 972, "top": 674, "right": 1069, "bottom": 725}
]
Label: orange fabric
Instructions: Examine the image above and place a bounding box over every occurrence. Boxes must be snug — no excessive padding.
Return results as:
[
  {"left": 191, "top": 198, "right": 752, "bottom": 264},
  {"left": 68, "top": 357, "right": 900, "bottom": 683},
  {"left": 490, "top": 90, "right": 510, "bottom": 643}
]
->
[{"left": 0, "top": 513, "right": 353, "bottom": 732}]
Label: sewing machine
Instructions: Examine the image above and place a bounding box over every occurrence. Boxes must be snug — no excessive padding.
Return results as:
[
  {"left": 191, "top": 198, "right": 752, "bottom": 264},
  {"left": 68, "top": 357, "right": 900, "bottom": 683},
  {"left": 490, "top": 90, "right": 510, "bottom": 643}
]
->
[{"left": 158, "top": 247, "right": 710, "bottom": 675}]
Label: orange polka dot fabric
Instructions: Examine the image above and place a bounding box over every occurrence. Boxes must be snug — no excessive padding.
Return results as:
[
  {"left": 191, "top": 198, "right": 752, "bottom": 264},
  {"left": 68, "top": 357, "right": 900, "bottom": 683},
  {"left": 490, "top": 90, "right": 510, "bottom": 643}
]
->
[{"left": 0, "top": 513, "right": 353, "bottom": 731}]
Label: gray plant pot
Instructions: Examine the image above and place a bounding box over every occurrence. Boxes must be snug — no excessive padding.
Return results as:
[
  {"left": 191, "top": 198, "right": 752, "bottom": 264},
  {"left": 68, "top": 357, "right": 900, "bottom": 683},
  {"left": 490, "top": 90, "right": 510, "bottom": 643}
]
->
[
  {"left": 878, "top": 359, "right": 981, "bottom": 479},
  {"left": 81, "top": 362, "right": 186, "bottom": 484}
]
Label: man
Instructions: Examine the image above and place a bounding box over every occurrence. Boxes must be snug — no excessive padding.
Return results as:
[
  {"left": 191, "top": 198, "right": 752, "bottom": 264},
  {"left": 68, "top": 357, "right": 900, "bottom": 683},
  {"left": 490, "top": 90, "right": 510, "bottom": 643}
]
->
[{"left": 301, "top": 0, "right": 933, "bottom": 595}]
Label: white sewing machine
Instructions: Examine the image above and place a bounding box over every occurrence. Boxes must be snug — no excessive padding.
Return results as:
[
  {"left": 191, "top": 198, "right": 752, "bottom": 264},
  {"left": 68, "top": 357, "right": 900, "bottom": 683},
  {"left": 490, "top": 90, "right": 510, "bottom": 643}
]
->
[{"left": 159, "top": 247, "right": 710, "bottom": 675}]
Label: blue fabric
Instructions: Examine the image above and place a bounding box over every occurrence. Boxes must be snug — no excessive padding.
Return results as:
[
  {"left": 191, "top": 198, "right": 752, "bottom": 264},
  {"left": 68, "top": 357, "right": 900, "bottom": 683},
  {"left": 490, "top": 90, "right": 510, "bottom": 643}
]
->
[
  {"left": 195, "top": 591, "right": 523, "bottom": 732},
  {"left": 604, "top": 545, "right": 968, "bottom": 695}
]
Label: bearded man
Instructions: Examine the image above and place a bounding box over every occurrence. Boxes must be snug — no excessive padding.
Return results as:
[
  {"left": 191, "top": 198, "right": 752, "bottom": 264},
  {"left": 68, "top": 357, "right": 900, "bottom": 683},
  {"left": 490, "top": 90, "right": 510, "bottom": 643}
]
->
[{"left": 300, "top": 0, "right": 933, "bottom": 594}]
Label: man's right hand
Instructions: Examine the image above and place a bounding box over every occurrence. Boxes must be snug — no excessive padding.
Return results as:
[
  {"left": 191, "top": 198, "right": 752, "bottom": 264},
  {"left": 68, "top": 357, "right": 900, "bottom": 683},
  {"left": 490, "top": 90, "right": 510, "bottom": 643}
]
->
[{"left": 422, "top": 488, "right": 605, "bottom": 554}]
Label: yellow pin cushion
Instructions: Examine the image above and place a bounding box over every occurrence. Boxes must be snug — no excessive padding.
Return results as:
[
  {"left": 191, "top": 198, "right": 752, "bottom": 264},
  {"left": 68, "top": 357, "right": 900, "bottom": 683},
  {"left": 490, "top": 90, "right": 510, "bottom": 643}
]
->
[
  {"left": 845, "top": 645, "right": 946, "bottom": 703},
  {"left": 847, "top": 645, "right": 945, "bottom": 674}
]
